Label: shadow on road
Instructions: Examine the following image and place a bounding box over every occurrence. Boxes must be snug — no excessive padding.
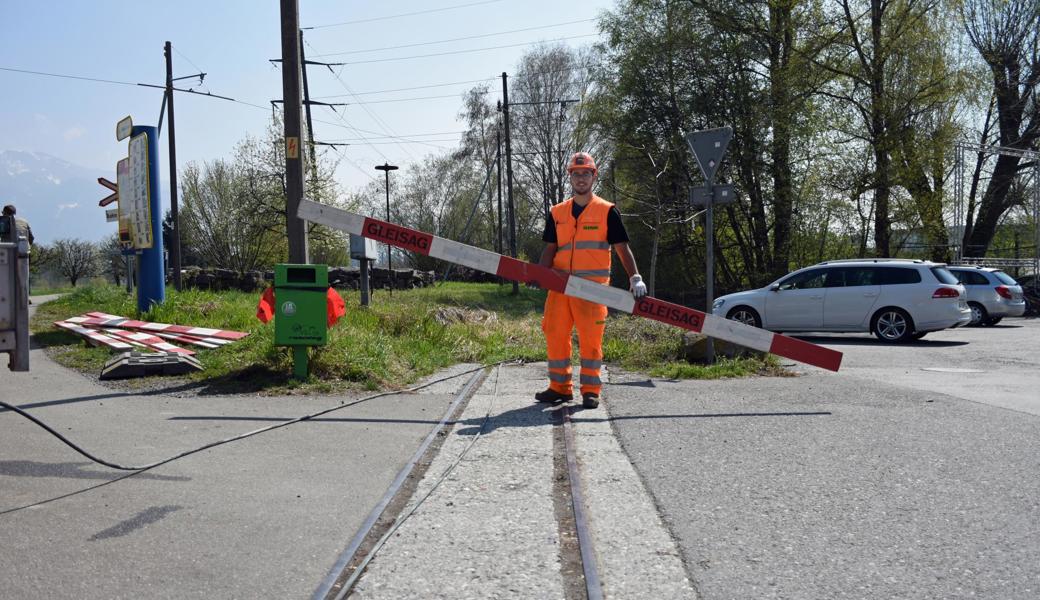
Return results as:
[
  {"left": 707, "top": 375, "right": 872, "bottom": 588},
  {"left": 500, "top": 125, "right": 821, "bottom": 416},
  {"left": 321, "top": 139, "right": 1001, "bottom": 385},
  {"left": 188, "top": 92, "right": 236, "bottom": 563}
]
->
[
  {"left": 0, "top": 460, "right": 190, "bottom": 482},
  {"left": 793, "top": 335, "right": 969, "bottom": 347},
  {"left": 612, "top": 379, "right": 657, "bottom": 388},
  {"left": 453, "top": 402, "right": 831, "bottom": 436}
]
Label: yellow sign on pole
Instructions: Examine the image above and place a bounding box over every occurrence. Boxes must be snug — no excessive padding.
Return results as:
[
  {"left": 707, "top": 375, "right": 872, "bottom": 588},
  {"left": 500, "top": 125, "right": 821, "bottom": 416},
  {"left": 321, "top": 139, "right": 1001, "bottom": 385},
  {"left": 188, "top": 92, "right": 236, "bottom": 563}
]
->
[{"left": 286, "top": 136, "right": 299, "bottom": 160}]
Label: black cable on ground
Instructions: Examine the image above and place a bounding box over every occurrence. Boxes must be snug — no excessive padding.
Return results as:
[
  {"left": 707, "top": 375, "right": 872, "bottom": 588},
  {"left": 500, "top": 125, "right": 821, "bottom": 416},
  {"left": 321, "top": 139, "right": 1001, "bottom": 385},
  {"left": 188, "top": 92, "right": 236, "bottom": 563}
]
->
[{"left": 0, "top": 362, "right": 508, "bottom": 516}]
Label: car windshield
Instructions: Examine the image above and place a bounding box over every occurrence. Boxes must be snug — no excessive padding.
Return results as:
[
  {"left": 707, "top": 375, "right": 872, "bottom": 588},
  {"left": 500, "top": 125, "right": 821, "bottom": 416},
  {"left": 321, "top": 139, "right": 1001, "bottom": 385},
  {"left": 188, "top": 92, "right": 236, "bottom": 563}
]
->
[
  {"left": 930, "top": 267, "right": 959, "bottom": 285},
  {"left": 992, "top": 270, "right": 1018, "bottom": 285},
  {"left": 778, "top": 268, "right": 827, "bottom": 290}
]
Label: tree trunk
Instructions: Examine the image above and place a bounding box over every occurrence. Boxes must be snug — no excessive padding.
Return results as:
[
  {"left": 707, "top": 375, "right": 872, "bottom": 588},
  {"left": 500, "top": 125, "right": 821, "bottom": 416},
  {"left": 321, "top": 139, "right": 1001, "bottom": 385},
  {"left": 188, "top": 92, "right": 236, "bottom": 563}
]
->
[
  {"left": 965, "top": 154, "right": 1023, "bottom": 256},
  {"left": 768, "top": 0, "right": 795, "bottom": 277}
]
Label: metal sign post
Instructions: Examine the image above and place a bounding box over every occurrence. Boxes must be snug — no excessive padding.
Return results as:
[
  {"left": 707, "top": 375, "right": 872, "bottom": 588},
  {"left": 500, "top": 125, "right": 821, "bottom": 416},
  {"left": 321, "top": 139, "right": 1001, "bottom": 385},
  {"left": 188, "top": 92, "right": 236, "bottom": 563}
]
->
[
  {"left": 685, "top": 127, "right": 734, "bottom": 364},
  {"left": 123, "top": 125, "right": 165, "bottom": 312}
]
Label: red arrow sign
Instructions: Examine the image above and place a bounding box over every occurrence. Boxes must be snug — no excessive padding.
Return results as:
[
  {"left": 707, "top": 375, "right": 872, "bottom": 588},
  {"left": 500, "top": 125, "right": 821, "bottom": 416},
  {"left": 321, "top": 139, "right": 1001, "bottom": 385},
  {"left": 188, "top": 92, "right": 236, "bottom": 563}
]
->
[
  {"left": 98, "top": 192, "right": 118, "bottom": 207},
  {"left": 98, "top": 177, "right": 118, "bottom": 192}
]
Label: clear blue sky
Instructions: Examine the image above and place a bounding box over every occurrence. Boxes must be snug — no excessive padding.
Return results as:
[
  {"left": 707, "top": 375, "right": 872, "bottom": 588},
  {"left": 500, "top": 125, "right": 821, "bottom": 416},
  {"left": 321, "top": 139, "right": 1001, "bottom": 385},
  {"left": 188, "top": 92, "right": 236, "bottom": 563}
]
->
[{"left": 1, "top": 0, "right": 613, "bottom": 197}]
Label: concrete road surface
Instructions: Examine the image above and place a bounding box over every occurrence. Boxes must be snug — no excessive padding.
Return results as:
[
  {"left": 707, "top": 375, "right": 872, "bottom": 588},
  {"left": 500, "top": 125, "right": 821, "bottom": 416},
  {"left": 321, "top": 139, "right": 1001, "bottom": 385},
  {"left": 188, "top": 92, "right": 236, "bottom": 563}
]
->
[{"left": 608, "top": 318, "right": 1040, "bottom": 599}]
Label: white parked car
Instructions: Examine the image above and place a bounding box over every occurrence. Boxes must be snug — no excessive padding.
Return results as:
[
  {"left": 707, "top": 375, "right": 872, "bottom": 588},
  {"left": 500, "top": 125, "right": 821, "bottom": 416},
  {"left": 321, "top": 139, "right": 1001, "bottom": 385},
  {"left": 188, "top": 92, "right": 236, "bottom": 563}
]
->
[
  {"left": 948, "top": 266, "right": 1027, "bottom": 326},
  {"left": 712, "top": 259, "right": 971, "bottom": 342}
]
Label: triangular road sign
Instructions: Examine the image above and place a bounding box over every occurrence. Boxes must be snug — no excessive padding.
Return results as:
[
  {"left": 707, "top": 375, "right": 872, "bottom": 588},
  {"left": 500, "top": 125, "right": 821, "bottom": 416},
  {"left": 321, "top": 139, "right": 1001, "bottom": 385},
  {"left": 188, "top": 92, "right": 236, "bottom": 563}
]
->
[{"left": 685, "top": 127, "right": 733, "bottom": 182}]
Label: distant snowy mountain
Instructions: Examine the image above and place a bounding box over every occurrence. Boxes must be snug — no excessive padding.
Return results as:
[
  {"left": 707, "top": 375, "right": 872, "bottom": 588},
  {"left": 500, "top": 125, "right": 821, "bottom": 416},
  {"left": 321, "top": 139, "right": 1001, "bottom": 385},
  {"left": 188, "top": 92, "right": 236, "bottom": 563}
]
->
[
  {"left": 0, "top": 150, "right": 113, "bottom": 244},
  {"left": 0, "top": 150, "right": 171, "bottom": 245}
]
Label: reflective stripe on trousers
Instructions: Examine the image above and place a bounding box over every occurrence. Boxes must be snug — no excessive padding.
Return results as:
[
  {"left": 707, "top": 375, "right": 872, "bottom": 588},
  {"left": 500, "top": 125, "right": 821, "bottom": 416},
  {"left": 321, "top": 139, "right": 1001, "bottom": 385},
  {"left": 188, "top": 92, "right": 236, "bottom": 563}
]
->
[{"left": 542, "top": 289, "right": 608, "bottom": 395}]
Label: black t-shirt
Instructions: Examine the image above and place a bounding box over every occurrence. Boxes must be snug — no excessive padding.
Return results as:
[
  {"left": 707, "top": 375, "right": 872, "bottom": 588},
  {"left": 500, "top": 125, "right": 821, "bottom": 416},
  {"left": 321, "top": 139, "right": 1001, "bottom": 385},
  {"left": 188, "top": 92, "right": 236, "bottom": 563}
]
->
[{"left": 542, "top": 201, "right": 630, "bottom": 245}]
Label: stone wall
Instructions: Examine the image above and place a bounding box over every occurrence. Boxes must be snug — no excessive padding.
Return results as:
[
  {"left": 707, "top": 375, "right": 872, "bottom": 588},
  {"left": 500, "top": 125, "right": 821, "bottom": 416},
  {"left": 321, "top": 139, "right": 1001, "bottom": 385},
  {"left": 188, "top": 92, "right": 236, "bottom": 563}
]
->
[{"left": 178, "top": 266, "right": 436, "bottom": 292}]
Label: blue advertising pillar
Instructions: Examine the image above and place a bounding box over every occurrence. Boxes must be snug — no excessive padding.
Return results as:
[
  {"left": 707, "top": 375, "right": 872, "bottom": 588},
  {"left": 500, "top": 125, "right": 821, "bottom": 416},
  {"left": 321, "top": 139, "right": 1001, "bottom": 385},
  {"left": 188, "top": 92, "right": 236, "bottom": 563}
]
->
[{"left": 132, "top": 125, "right": 165, "bottom": 312}]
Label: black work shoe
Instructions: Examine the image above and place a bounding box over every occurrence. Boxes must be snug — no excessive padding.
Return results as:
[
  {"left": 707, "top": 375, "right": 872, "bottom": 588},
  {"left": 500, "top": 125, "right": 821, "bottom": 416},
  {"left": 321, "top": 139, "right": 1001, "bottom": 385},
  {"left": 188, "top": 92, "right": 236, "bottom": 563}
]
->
[
  {"left": 535, "top": 388, "right": 573, "bottom": 403},
  {"left": 581, "top": 393, "right": 600, "bottom": 409}
]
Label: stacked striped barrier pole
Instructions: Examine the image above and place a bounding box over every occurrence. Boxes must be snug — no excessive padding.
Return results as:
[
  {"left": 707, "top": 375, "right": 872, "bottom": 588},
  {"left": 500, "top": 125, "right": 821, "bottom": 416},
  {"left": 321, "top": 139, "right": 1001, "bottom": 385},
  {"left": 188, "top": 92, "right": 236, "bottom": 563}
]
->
[{"left": 298, "top": 200, "right": 843, "bottom": 372}]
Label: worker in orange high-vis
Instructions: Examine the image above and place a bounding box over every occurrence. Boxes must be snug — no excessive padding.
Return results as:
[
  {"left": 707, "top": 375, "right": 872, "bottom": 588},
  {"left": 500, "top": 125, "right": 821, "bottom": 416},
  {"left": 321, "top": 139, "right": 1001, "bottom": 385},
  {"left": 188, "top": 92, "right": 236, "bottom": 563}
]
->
[{"left": 534, "top": 152, "right": 647, "bottom": 409}]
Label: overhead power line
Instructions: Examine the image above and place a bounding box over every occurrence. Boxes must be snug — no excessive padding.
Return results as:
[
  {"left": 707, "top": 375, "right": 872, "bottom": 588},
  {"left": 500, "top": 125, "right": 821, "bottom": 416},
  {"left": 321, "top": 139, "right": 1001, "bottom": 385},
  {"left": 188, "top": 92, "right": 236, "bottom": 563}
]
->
[
  {"left": 0, "top": 66, "right": 140, "bottom": 87},
  {"left": 314, "top": 92, "right": 488, "bottom": 105},
  {"left": 336, "top": 34, "right": 600, "bottom": 66},
  {"left": 313, "top": 76, "right": 498, "bottom": 99},
  {"left": 326, "top": 130, "right": 465, "bottom": 140},
  {"left": 304, "top": 0, "right": 506, "bottom": 29},
  {"left": 310, "top": 19, "right": 598, "bottom": 57}
]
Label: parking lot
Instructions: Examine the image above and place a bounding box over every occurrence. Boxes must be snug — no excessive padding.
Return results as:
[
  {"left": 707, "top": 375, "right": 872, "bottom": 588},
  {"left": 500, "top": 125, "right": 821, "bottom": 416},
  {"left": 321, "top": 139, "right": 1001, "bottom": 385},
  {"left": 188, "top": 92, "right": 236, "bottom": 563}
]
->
[
  {"left": 607, "top": 315, "right": 1040, "bottom": 599},
  {"left": 798, "top": 316, "right": 1040, "bottom": 416}
]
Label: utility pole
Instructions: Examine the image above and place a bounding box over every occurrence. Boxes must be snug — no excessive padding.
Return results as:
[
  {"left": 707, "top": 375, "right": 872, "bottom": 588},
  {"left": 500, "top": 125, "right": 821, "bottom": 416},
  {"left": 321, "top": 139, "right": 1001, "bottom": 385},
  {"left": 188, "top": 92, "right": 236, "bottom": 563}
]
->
[
  {"left": 164, "top": 41, "right": 182, "bottom": 291},
  {"left": 299, "top": 30, "right": 318, "bottom": 176},
  {"left": 375, "top": 163, "right": 398, "bottom": 296},
  {"left": 558, "top": 101, "right": 567, "bottom": 203},
  {"left": 496, "top": 125, "right": 504, "bottom": 255},
  {"left": 271, "top": 32, "right": 345, "bottom": 183},
  {"left": 279, "top": 0, "right": 308, "bottom": 264},
  {"left": 501, "top": 73, "right": 519, "bottom": 295},
  {"left": 542, "top": 163, "right": 550, "bottom": 220}
]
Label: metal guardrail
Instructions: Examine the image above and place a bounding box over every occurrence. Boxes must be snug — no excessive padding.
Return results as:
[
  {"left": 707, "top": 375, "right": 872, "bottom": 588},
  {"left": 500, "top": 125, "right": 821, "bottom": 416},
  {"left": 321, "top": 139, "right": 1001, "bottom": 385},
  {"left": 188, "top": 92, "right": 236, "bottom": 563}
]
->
[
  {"left": 0, "top": 215, "right": 30, "bottom": 371},
  {"left": 953, "top": 257, "right": 1039, "bottom": 269}
]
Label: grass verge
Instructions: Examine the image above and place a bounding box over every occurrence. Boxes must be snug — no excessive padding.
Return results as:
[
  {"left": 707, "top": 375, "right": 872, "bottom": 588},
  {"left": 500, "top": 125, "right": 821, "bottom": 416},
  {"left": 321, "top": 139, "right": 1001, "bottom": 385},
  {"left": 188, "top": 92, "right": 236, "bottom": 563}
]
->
[{"left": 31, "top": 282, "right": 788, "bottom": 395}]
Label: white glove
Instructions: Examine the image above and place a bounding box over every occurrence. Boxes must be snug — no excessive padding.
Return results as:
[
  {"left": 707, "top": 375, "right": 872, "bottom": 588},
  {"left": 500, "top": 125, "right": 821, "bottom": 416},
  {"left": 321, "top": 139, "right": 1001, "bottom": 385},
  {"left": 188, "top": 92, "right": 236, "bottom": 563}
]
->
[{"left": 629, "top": 274, "right": 647, "bottom": 298}]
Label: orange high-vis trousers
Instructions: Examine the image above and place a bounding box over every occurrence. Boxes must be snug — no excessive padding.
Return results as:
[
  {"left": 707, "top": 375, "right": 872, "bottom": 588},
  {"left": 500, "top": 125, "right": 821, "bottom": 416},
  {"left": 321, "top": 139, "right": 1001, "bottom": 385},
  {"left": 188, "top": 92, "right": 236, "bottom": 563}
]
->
[{"left": 542, "top": 289, "right": 608, "bottom": 396}]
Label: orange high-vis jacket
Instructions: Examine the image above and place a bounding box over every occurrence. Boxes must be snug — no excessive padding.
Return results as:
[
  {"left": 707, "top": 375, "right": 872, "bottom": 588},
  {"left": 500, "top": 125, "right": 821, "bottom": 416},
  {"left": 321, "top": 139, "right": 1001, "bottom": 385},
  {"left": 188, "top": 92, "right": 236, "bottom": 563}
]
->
[{"left": 550, "top": 195, "right": 613, "bottom": 284}]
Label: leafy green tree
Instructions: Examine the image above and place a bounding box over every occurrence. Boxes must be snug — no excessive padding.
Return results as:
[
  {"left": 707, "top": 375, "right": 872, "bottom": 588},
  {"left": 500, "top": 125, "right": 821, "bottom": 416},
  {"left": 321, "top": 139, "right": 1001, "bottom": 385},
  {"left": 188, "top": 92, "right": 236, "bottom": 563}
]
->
[{"left": 179, "top": 115, "right": 350, "bottom": 271}]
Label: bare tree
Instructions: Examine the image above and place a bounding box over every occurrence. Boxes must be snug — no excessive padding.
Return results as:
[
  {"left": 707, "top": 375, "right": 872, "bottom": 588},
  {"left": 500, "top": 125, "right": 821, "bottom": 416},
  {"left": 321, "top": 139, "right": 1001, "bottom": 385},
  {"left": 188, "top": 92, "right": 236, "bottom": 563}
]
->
[
  {"left": 99, "top": 233, "right": 125, "bottom": 285},
  {"left": 51, "top": 238, "right": 98, "bottom": 287},
  {"left": 511, "top": 45, "right": 600, "bottom": 223}
]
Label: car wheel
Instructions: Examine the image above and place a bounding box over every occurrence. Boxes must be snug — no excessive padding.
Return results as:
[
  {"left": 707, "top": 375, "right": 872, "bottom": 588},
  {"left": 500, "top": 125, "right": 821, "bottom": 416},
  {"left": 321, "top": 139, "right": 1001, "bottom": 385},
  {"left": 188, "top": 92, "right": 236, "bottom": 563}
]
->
[
  {"left": 983, "top": 316, "right": 1003, "bottom": 326},
  {"left": 968, "top": 302, "right": 988, "bottom": 326},
  {"left": 872, "top": 308, "right": 914, "bottom": 343},
  {"left": 726, "top": 306, "right": 762, "bottom": 328}
]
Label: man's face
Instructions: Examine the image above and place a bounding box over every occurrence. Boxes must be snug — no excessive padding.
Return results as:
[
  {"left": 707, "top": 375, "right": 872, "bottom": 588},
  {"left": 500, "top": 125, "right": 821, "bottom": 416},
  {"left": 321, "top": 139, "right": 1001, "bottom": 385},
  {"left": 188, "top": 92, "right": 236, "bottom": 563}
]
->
[{"left": 569, "top": 169, "right": 596, "bottom": 195}]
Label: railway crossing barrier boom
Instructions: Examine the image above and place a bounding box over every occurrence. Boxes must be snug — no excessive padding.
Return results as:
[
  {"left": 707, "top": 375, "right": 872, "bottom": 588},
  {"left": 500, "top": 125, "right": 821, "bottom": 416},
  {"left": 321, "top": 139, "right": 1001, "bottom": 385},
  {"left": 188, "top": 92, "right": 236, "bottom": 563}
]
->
[{"left": 298, "top": 200, "right": 843, "bottom": 372}]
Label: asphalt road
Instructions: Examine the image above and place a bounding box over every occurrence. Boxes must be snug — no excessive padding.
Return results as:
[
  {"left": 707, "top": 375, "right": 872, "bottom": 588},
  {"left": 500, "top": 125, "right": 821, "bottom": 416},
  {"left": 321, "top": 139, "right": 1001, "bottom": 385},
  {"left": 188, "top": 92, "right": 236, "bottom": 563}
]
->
[
  {"left": 6, "top": 296, "right": 1038, "bottom": 599},
  {"left": 0, "top": 297, "right": 482, "bottom": 599},
  {"left": 607, "top": 318, "right": 1040, "bottom": 599}
]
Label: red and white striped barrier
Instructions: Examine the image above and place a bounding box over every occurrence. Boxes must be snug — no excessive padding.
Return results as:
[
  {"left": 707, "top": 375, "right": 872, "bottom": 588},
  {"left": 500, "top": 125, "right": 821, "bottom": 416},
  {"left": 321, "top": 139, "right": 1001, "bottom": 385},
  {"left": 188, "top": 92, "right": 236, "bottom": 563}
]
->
[
  {"left": 82, "top": 312, "right": 248, "bottom": 341},
  {"left": 99, "top": 328, "right": 195, "bottom": 356},
  {"left": 54, "top": 321, "right": 136, "bottom": 351},
  {"left": 298, "top": 199, "right": 843, "bottom": 372},
  {"left": 151, "top": 331, "right": 222, "bottom": 349},
  {"left": 76, "top": 312, "right": 233, "bottom": 346}
]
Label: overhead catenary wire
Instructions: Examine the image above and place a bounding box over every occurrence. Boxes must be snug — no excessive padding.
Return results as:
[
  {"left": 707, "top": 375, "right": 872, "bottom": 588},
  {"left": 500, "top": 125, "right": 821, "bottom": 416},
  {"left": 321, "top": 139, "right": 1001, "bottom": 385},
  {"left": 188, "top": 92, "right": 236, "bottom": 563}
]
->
[
  {"left": 312, "top": 76, "right": 499, "bottom": 99},
  {"left": 317, "top": 44, "right": 420, "bottom": 163},
  {"left": 329, "top": 34, "right": 600, "bottom": 66},
  {"left": 309, "top": 92, "right": 489, "bottom": 105},
  {"left": 309, "top": 18, "right": 598, "bottom": 57},
  {"left": 272, "top": 52, "right": 396, "bottom": 164},
  {"left": 304, "top": 0, "right": 506, "bottom": 29},
  {"left": 0, "top": 66, "right": 141, "bottom": 87}
]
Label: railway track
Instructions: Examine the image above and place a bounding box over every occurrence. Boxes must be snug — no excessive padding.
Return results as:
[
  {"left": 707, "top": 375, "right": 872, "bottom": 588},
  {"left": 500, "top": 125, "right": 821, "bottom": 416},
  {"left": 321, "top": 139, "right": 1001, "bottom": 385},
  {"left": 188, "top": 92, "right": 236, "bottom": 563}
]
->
[{"left": 313, "top": 362, "right": 685, "bottom": 599}]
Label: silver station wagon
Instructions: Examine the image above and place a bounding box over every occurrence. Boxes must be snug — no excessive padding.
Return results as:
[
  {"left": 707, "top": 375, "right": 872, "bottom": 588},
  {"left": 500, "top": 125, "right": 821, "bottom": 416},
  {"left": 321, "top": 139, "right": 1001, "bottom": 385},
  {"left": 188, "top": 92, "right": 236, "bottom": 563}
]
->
[
  {"left": 947, "top": 266, "right": 1027, "bottom": 326},
  {"left": 713, "top": 259, "right": 971, "bottom": 342}
]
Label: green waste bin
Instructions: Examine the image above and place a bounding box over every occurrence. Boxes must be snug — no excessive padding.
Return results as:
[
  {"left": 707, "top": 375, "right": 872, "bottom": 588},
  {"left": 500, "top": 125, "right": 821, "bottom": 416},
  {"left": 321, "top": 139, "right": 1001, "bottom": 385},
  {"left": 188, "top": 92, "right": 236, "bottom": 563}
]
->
[{"left": 273, "top": 263, "right": 328, "bottom": 378}]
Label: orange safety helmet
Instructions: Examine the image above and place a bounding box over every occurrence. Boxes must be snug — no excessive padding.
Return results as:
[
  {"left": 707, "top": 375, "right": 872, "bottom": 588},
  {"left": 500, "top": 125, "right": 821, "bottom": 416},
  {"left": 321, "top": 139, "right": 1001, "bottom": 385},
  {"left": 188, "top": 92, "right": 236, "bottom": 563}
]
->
[{"left": 566, "top": 152, "right": 598, "bottom": 174}]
